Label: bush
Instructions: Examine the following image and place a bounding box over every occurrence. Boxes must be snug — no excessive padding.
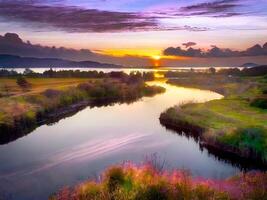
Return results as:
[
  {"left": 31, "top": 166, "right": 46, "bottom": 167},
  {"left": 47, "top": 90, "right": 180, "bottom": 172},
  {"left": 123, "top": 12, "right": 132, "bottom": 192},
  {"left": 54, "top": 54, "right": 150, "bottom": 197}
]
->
[
  {"left": 135, "top": 184, "right": 169, "bottom": 200},
  {"left": 221, "top": 126, "right": 267, "bottom": 159},
  {"left": 250, "top": 98, "right": 267, "bottom": 109},
  {"left": 90, "top": 87, "right": 106, "bottom": 98},
  {"left": 209, "top": 67, "right": 216, "bottom": 74},
  {"left": 104, "top": 166, "right": 125, "bottom": 193},
  {"left": 262, "top": 88, "right": 267, "bottom": 94},
  {"left": 51, "top": 164, "right": 267, "bottom": 200},
  {"left": 42, "top": 89, "right": 61, "bottom": 98},
  {"left": 77, "top": 182, "right": 103, "bottom": 200},
  {"left": 193, "top": 185, "right": 230, "bottom": 200},
  {"left": 77, "top": 82, "right": 94, "bottom": 92},
  {"left": 16, "top": 76, "right": 30, "bottom": 89}
]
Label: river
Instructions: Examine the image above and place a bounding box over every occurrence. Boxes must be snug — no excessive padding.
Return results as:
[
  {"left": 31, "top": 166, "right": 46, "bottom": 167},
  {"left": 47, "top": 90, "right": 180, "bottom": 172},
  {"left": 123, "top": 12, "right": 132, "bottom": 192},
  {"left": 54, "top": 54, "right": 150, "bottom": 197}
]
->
[{"left": 0, "top": 80, "right": 242, "bottom": 200}]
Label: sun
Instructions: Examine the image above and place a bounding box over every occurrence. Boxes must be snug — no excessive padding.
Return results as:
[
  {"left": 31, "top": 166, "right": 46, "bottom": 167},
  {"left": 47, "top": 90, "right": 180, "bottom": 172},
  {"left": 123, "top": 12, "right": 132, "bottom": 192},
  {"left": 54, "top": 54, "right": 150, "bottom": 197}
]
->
[
  {"left": 151, "top": 55, "right": 161, "bottom": 67},
  {"left": 152, "top": 55, "right": 161, "bottom": 60}
]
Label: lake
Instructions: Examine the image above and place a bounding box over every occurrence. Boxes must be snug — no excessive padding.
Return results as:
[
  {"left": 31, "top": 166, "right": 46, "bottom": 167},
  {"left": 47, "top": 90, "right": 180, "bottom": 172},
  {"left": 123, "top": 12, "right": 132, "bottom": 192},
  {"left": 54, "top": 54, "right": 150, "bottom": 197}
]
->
[{"left": 0, "top": 79, "right": 242, "bottom": 200}]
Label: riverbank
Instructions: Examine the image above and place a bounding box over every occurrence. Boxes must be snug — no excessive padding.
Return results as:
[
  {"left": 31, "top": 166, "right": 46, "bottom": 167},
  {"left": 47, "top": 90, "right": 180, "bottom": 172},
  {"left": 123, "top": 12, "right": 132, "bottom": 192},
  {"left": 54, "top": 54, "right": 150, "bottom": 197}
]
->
[
  {"left": 0, "top": 76, "right": 165, "bottom": 144},
  {"left": 160, "top": 74, "right": 267, "bottom": 164},
  {"left": 50, "top": 163, "right": 267, "bottom": 200}
]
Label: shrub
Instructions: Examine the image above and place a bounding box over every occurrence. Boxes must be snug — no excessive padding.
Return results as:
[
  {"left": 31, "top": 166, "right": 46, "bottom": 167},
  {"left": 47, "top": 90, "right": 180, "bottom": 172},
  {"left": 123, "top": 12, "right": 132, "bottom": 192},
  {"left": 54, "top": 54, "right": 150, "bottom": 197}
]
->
[
  {"left": 77, "top": 182, "right": 103, "bottom": 200},
  {"left": 142, "top": 85, "right": 165, "bottom": 96},
  {"left": 209, "top": 67, "right": 216, "bottom": 74},
  {"left": 16, "top": 76, "right": 30, "bottom": 89},
  {"left": 220, "top": 126, "right": 267, "bottom": 159},
  {"left": 250, "top": 98, "right": 267, "bottom": 109},
  {"left": 42, "top": 89, "right": 62, "bottom": 98},
  {"left": 135, "top": 184, "right": 169, "bottom": 200},
  {"left": 77, "top": 82, "right": 94, "bottom": 92},
  {"left": 104, "top": 166, "right": 125, "bottom": 193},
  {"left": 90, "top": 87, "right": 106, "bottom": 98},
  {"left": 262, "top": 88, "right": 267, "bottom": 94},
  {"left": 193, "top": 185, "right": 230, "bottom": 200},
  {"left": 52, "top": 164, "right": 266, "bottom": 200}
]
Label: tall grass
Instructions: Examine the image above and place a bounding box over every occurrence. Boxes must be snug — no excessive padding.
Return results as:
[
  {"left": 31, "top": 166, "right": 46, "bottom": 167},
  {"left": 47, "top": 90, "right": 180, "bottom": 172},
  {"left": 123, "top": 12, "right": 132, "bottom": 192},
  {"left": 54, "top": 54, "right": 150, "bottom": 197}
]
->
[
  {"left": 50, "top": 163, "right": 267, "bottom": 200},
  {"left": 0, "top": 79, "right": 165, "bottom": 137}
]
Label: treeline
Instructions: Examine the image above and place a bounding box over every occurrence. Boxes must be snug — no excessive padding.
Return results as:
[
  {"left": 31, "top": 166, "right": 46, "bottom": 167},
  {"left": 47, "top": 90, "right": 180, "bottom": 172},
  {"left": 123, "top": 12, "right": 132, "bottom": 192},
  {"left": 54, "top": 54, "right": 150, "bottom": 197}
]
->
[
  {"left": 164, "top": 65, "right": 267, "bottom": 78},
  {"left": 0, "top": 68, "right": 155, "bottom": 82},
  {"left": 217, "top": 66, "right": 267, "bottom": 76}
]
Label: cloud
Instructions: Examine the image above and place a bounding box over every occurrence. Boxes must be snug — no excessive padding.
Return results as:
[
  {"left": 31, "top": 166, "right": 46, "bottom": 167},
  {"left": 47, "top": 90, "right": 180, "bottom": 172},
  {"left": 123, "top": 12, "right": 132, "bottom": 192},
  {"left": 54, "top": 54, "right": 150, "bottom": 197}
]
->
[
  {"left": 0, "top": 1, "right": 158, "bottom": 32},
  {"left": 179, "top": 0, "right": 243, "bottom": 17},
  {"left": 182, "top": 42, "right": 197, "bottom": 48},
  {"left": 0, "top": 1, "right": 212, "bottom": 33},
  {"left": 0, "top": 32, "right": 95, "bottom": 61},
  {"left": 151, "top": 0, "right": 246, "bottom": 18},
  {"left": 163, "top": 43, "right": 267, "bottom": 57}
]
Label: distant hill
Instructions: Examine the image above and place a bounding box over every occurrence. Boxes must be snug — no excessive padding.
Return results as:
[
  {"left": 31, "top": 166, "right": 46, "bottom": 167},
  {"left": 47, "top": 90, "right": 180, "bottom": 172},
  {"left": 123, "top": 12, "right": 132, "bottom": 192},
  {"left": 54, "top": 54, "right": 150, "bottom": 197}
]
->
[
  {"left": 0, "top": 54, "right": 123, "bottom": 68},
  {"left": 240, "top": 63, "right": 259, "bottom": 68}
]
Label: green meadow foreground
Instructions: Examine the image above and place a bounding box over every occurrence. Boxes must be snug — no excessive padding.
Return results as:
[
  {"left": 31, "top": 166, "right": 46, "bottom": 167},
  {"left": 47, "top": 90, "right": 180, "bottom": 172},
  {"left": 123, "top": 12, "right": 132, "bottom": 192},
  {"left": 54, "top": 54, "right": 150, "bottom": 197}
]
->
[
  {"left": 160, "top": 71, "right": 267, "bottom": 163},
  {"left": 50, "top": 163, "right": 267, "bottom": 200},
  {"left": 0, "top": 70, "right": 164, "bottom": 143}
]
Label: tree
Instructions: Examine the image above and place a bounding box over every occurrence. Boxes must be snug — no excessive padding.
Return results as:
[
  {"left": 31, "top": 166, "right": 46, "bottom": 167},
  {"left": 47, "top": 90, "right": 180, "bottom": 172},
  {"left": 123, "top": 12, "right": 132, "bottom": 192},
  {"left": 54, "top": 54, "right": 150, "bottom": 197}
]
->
[
  {"left": 209, "top": 67, "right": 216, "bottom": 74},
  {"left": 16, "top": 76, "right": 30, "bottom": 89},
  {"left": 23, "top": 68, "right": 34, "bottom": 75}
]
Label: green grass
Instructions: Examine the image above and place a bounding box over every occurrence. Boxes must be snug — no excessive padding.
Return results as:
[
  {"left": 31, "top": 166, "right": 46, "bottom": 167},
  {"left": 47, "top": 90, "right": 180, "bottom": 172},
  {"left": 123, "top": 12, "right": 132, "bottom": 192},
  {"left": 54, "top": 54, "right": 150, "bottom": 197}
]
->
[
  {"left": 0, "top": 77, "right": 90, "bottom": 97},
  {"left": 181, "top": 99, "right": 267, "bottom": 130},
  {"left": 163, "top": 75, "right": 267, "bottom": 161},
  {"left": 0, "top": 78, "right": 165, "bottom": 135}
]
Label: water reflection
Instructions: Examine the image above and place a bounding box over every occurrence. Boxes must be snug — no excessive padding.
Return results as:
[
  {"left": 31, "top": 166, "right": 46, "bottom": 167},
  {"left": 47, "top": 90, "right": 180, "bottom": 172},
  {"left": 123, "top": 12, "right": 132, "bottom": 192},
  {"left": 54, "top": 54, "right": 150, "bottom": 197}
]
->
[{"left": 0, "top": 80, "right": 243, "bottom": 200}]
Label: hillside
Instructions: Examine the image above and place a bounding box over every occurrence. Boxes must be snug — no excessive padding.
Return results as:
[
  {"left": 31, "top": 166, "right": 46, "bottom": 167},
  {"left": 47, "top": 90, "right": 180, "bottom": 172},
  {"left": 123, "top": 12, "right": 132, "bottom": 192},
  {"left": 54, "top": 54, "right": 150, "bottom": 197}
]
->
[{"left": 0, "top": 54, "right": 123, "bottom": 68}]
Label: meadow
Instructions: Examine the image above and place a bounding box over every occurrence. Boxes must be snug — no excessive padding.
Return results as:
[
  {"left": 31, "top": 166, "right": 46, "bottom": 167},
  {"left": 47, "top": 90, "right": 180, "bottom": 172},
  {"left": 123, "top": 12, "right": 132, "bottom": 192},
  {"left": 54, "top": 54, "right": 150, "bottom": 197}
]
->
[
  {"left": 160, "top": 71, "right": 267, "bottom": 163},
  {"left": 0, "top": 70, "right": 165, "bottom": 143}
]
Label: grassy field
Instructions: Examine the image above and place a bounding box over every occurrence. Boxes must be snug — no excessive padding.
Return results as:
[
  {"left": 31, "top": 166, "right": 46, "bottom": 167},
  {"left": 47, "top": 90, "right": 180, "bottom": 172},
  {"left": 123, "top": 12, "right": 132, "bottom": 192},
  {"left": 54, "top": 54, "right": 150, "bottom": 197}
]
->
[
  {"left": 161, "top": 75, "right": 267, "bottom": 162},
  {"left": 0, "top": 77, "right": 165, "bottom": 142},
  {"left": 50, "top": 163, "right": 267, "bottom": 200},
  {"left": 0, "top": 78, "right": 89, "bottom": 97},
  {"left": 0, "top": 78, "right": 90, "bottom": 127}
]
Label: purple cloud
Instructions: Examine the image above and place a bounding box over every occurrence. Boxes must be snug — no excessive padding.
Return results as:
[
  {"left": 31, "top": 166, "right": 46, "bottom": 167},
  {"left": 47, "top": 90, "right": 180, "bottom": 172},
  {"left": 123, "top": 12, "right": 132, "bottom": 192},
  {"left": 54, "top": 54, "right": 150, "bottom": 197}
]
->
[
  {"left": 180, "top": 0, "right": 242, "bottom": 17},
  {"left": 151, "top": 0, "right": 246, "bottom": 18},
  {"left": 0, "top": 1, "right": 158, "bottom": 32},
  {"left": 0, "top": 1, "right": 209, "bottom": 33},
  {"left": 182, "top": 42, "right": 197, "bottom": 48},
  {"left": 163, "top": 43, "right": 267, "bottom": 57},
  {"left": 0, "top": 33, "right": 94, "bottom": 60}
]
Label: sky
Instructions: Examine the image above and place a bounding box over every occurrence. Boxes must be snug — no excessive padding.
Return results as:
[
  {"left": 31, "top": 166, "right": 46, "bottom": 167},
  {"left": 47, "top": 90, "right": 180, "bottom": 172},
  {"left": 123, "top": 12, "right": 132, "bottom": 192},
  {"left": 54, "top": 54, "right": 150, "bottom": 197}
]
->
[{"left": 0, "top": 0, "right": 267, "bottom": 67}]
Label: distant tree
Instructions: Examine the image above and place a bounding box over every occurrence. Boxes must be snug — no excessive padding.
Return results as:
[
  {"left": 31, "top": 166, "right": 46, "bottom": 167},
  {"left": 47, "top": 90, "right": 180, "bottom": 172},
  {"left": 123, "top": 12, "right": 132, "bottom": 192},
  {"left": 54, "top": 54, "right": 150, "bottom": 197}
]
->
[
  {"left": 143, "top": 72, "right": 155, "bottom": 81},
  {"left": 16, "top": 76, "right": 30, "bottom": 90},
  {"left": 23, "top": 68, "right": 34, "bottom": 75},
  {"left": 43, "top": 68, "right": 55, "bottom": 78},
  {"left": 129, "top": 71, "right": 142, "bottom": 83},
  {"left": 209, "top": 67, "right": 216, "bottom": 74}
]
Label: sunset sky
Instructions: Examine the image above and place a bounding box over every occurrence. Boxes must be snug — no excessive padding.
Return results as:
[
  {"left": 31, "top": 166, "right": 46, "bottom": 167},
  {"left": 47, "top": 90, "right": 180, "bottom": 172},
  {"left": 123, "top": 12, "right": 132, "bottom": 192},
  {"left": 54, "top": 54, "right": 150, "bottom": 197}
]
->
[{"left": 0, "top": 0, "right": 267, "bottom": 67}]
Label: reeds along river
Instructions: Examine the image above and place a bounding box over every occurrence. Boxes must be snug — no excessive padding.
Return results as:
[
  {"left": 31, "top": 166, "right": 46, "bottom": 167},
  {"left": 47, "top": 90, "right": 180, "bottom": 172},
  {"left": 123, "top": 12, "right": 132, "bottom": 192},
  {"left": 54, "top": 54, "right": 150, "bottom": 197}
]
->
[{"left": 0, "top": 80, "right": 244, "bottom": 200}]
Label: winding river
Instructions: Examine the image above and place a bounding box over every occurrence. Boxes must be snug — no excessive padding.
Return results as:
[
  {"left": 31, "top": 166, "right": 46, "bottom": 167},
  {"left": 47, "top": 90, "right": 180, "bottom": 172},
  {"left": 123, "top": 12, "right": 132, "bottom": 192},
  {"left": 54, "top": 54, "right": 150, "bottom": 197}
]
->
[{"left": 0, "top": 80, "right": 242, "bottom": 200}]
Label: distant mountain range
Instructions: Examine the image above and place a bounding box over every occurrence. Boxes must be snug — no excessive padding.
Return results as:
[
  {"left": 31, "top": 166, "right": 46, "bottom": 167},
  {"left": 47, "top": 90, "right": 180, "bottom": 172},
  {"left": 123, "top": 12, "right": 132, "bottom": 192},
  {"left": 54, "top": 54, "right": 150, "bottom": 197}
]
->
[{"left": 0, "top": 54, "right": 123, "bottom": 68}]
